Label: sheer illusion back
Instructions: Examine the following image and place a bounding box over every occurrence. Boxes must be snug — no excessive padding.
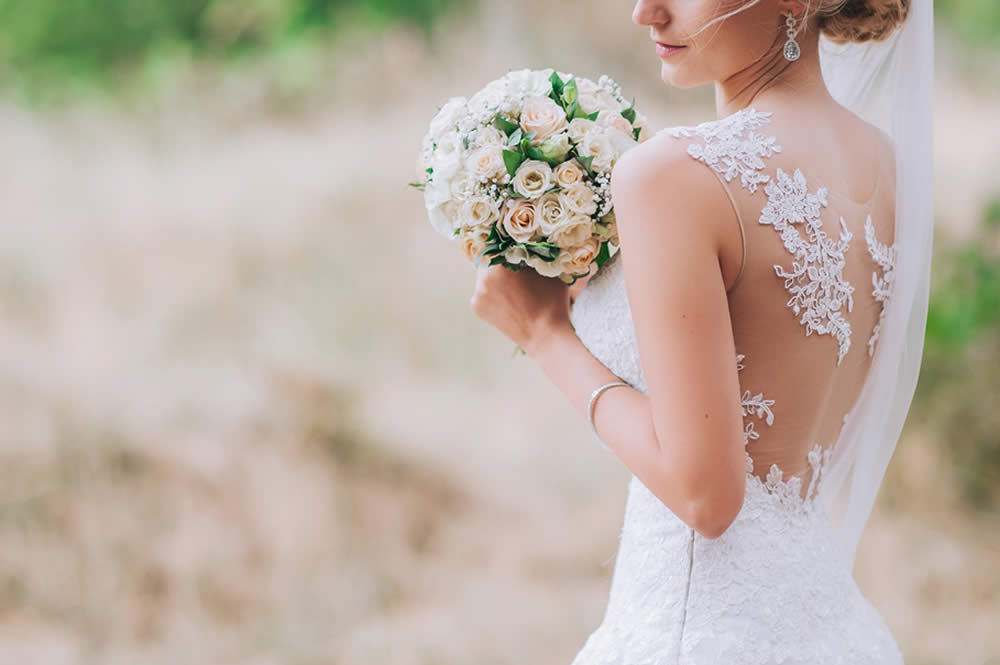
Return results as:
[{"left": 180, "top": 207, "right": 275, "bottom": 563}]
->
[
  {"left": 566, "top": 106, "right": 906, "bottom": 664},
  {"left": 666, "top": 106, "right": 897, "bottom": 501}
]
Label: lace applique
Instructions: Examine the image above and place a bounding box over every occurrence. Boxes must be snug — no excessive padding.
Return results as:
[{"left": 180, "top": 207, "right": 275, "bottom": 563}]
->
[
  {"left": 760, "top": 168, "right": 856, "bottom": 364},
  {"left": 736, "top": 354, "right": 775, "bottom": 475},
  {"left": 759, "top": 443, "right": 833, "bottom": 510},
  {"left": 864, "top": 215, "right": 897, "bottom": 356},
  {"left": 664, "top": 108, "right": 781, "bottom": 193}
]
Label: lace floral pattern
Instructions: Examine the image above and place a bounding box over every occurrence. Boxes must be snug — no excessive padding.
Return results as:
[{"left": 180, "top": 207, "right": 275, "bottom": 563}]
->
[
  {"left": 760, "top": 168, "right": 856, "bottom": 364},
  {"left": 865, "top": 215, "right": 897, "bottom": 356},
  {"left": 663, "top": 108, "right": 781, "bottom": 193}
]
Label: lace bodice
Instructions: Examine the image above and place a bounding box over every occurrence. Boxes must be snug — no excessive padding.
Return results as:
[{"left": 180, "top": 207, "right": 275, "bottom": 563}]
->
[{"left": 566, "top": 108, "right": 904, "bottom": 664}]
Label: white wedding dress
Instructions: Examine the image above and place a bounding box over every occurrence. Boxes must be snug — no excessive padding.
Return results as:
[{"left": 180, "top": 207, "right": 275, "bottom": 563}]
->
[{"left": 567, "top": 108, "right": 906, "bottom": 664}]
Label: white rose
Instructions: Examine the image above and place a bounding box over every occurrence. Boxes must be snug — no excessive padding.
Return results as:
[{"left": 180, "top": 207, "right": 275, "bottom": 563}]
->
[
  {"left": 468, "top": 80, "right": 507, "bottom": 115},
  {"left": 553, "top": 160, "right": 585, "bottom": 187},
  {"left": 512, "top": 159, "right": 554, "bottom": 199},
  {"left": 449, "top": 170, "right": 477, "bottom": 201},
  {"left": 461, "top": 195, "right": 501, "bottom": 228},
  {"left": 475, "top": 124, "right": 505, "bottom": 147},
  {"left": 519, "top": 95, "right": 568, "bottom": 145},
  {"left": 526, "top": 253, "right": 566, "bottom": 278},
  {"left": 560, "top": 182, "right": 599, "bottom": 216},
  {"left": 536, "top": 192, "right": 567, "bottom": 236},
  {"left": 458, "top": 226, "right": 491, "bottom": 263},
  {"left": 429, "top": 97, "right": 467, "bottom": 140},
  {"left": 634, "top": 112, "right": 652, "bottom": 142},
  {"left": 466, "top": 144, "right": 506, "bottom": 181},
  {"left": 550, "top": 212, "right": 596, "bottom": 249},
  {"left": 597, "top": 110, "right": 634, "bottom": 135},
  {"left": 560, "top": 237, "right": 601, "bottom": 275},
  {"left": 505, "top": 68, "right": 554, "bottom": 98},
  {"left": 424, "top": 178, "right": 452, "bottom": 209},
  {"left": 427, "top": 204, "right": 453, "bottom": 237},
  {"left": 606, "top": 127, "right": 638, "bottom": 163},
  {"left": 579, "top": 130, "right": 617, "bottom": 172},
  {"left": 502, "top": 199, "right": 540, "bottom": 243},
  {"left": 567, "top": 118, "right": 599, "bottom": 145}
]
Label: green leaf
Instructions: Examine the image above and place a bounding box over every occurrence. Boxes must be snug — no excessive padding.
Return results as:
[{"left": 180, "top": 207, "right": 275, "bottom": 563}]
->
[
  {"left": 576, "top": 153, "right": 595, "bottom": 175},
  {"left": 489, "top": 255, "right": 506, "bottom": 266},
  {"left": 508, "top": 127, "right": 523, "bottom": 147},
  {"left": 565, "top": 99, "right": 580, "bottom": 122},
  {"left": 525, "top": 146, "right": 546, "bottom": 161},
  {"left": 453, "top": 227, "right": 462, "bottom": 237},
  {"left": 493, "top": 114, "right": 519, "bottom": 136},
  {"left": 503, "top": 149, "right": 524, "bottom": 177},
  {"left": 585, "top": 110, "right": 600, "bottom": 121},
  {"left": 523, "top": 242, "right": 561, "bottom": 261},
  {"left": 560, "top": 77, "right": 578, "bottom": 107},
  {"left": 595, "top": 241, "right": 611, "bottom": 268},
  {"left": 549, "top": 71, "right": 565, "bottom": 95},
  {"left": 407, "top": 181, "right": 426, "bottom": 190},
  {"left": 426, "top": 167, "right": 433, "bottom": 174},
  {"left": 633, "top": 126, "right": 642, "bottom": 141},
  {"left": 621, "top": 97, "right": 637, "bottom": 124}
]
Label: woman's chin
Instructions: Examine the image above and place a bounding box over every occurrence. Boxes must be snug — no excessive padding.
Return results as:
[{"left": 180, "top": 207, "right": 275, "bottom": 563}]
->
[{"left": 660, "top": 65, "right": 703, "bottom": 90}]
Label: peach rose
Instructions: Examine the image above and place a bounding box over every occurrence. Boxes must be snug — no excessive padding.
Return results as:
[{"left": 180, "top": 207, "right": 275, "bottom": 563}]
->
[
  {"left": 553, "top": 160, "right": 585, "bottom": 187},
  {"left": 519, "top": 95, "right": 569, "bottom": 145},
  {"left": 502, "top": 199, "right": 540, "bottom": 243}
]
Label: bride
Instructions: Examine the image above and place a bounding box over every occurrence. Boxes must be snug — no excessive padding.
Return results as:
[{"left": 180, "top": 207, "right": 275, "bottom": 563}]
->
[{"left": 469, "top": 0, "right": 933, "bottom": 662}]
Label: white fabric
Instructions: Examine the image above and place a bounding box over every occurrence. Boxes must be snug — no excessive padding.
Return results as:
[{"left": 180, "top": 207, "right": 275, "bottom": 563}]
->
[
  {"left": 569, "top": 249, "right": 904, "bottom": 663},
  {"left": 816, "top": 0, "right": 935, "bottom": 569}
]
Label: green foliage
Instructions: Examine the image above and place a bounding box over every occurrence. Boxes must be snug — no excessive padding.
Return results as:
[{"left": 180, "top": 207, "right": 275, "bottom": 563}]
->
[
  {"left": 936, "top": 0, "right": 1000, "bottom": 44},
  {"left": 0, "top": 0, "right": 467, "bottom": 90},
  {"left": 916, "top": 198, "right": 1000, "bottom": 512}
]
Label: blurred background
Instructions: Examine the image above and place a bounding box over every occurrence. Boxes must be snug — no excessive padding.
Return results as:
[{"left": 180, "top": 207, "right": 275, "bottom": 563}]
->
[{"left": 0, "top": 0, "right": 997, "bottom": 663}]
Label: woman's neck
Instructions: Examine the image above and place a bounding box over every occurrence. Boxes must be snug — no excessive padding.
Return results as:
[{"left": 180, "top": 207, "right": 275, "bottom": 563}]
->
[{"left": 714, "top": 32, "right": 836, "bottom": 118}]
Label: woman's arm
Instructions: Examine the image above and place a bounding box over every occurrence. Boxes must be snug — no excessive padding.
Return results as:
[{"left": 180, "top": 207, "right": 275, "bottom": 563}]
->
[
  {"left": 470, "top": 136, "right": 747, "bottom": 539},
  {"left": 533, "top": 138, "right": 747, "bottom": 538}
]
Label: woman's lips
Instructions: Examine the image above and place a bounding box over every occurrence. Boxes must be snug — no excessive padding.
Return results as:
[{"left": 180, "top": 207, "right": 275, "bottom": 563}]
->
[{"left": 655, "top": 42, "right": 687, "bottom": 58}]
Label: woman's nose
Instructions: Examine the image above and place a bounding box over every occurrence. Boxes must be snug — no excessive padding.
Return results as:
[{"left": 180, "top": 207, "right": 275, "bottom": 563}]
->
[{"left": 632, "top": 0, "right": 668, "bottom": 27}]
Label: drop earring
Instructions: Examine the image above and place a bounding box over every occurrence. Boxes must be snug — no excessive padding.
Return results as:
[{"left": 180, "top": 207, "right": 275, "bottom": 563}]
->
[{"left": 784, "top": 11, "right": 801, "bottom": 61}]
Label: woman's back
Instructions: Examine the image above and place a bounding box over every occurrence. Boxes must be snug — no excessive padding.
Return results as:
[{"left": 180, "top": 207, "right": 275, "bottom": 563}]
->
[{"left": 665, "top": 103, "right": 897, "bottom": 494}]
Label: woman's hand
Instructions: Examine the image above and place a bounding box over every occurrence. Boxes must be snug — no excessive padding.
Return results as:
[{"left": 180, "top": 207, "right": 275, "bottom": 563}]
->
[{"left": 470, "top": 263, "right": 585, "bottom": 355}]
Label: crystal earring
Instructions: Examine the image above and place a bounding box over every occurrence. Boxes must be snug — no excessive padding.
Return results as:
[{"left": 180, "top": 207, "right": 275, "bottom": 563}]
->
[{"left": 784, "top": 11, "right": 801, "bottom": 62}]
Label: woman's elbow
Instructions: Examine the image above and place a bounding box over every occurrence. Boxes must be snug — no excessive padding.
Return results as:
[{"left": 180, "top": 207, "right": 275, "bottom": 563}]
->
[{"left": 684, "top": 478, "right": 745, "bottom": 539}]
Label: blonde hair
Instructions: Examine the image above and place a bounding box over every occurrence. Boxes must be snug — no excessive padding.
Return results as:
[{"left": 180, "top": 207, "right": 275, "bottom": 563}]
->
[{"left": 812, "top": 0, "right": 910, "bottom": 44}]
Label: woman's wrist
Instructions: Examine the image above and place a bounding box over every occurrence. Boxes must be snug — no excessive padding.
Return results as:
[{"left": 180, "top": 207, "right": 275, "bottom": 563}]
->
[{"left": 524, "top": 318, "right": 575, "bottom": 359}]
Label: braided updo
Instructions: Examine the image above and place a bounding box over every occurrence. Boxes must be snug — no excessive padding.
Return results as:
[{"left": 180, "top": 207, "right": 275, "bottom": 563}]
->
[{"left": 812, "top": 0, "right": 910, "bottom": 44}]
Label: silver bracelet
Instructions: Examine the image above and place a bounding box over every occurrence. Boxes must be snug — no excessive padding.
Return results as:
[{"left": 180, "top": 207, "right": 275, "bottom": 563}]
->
[{"left": 587, "top": 381, "right": 630, "bottom": 450}]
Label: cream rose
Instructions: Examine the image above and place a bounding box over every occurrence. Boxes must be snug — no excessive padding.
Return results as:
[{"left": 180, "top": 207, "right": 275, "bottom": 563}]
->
[
  {"left": 567, "top": 118, "right": 599, "bottom": 145},
  {"left": 504, "top": 245, "right": 529, "bottom": 265},
  {"left": 461, "top": 195, "right": 501, "bottom": 228},
  {"left": 519, "top": 95, "right": 568, "bottom": 145},
  {"left": 549, "top": 212, "right": 595, "bottom": 249},
  {"left": 512, "top": 159, "right": 554, "bottom": 199},
  {"left": 502, "top": 199, "right": 540, "bottom": 243},
  {"left": 459, "top": 226, "right": 491, "bottom": 263},
  {"left": 553, "top": 160, "right": 585, "bottom": 187},
  {"left": 560, "top": 182, "right": 598, "bottom": 217},
  {"left": 466, "top": 145, "right": 506, "bottom": 182},
  {"left": 597, "top": 110, "right": 634, "bottom": 135},
  {"left": 536, "top": 192, "right": 567, "bottom": 236},
  {"left": 526, "top": 253, "right": 566, "bottom": 278},
  {"left": 560, "top": 237, "right": 601, "bottom": 275},
  {"left": 505, "top": 69, "right": 554, "bottom": 98},
  {"left": 594, "top": 211, "right": 617, "bottom": 243},
  {"left": 579, "top": 130, "right": 617, "bottom": 172}
]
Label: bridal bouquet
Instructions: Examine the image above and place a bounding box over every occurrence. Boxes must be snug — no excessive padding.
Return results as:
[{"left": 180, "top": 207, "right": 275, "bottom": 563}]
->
[{"left": 411, "top": 68, "right": 650, "bottom": 284}]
